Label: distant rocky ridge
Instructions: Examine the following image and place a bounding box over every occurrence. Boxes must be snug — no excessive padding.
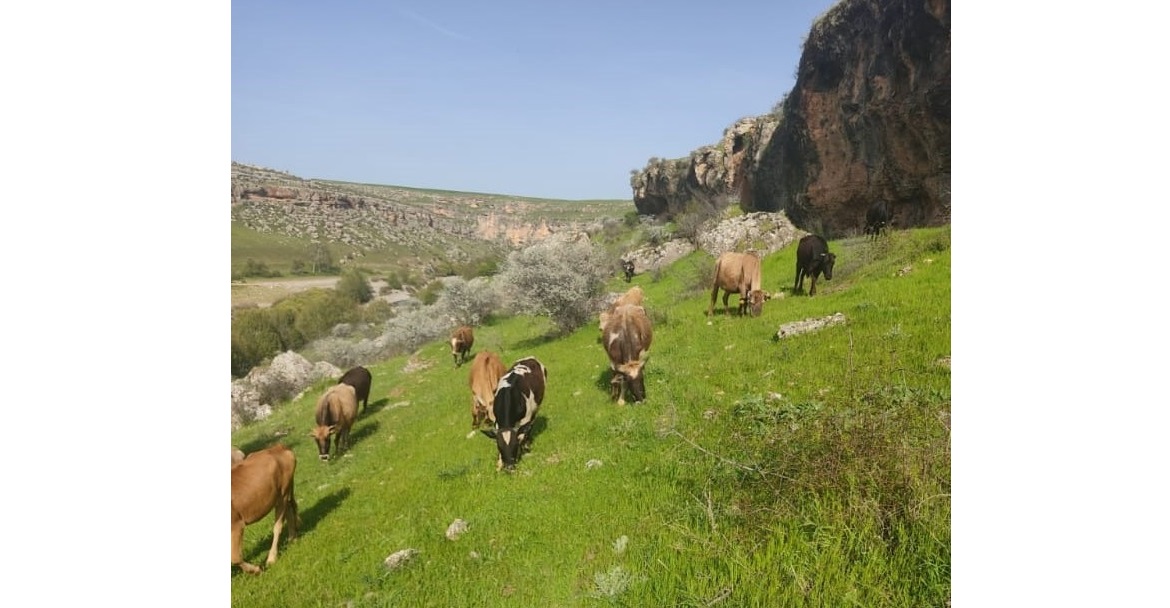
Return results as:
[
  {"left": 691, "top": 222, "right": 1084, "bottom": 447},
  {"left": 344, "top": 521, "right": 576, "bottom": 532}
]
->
[
  {"left": 231, "top": 162, "right": 628, "bottom": 265},
  {"left": 630, "top": 0, "right": 950, "bottom": 236}
]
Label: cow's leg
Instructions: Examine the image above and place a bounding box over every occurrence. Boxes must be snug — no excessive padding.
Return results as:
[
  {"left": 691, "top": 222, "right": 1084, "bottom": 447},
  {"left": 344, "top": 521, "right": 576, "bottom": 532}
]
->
[
  {"left": 232, "top": 517, "right": 261, "bottom": 574},
  {"left": 610, "top": 371, "right": 624, "bottom": 404},
  {"left": 794, "top": 267, "right": 803, "bottom": 293},
  {"left": 809, "top": 275, "right": 818, "bottom": 296},
  {"left": 722, "top": 291, "right": 731, "bottom": 315},
  {"left": 266, "top": 501, "right": 285, "bottom": 566},
  {"left": 284, "top": 484, "right": 299, "bottom": 540},
  {"left": 708, "top": 284, "right": 719, "bottom": 316}
]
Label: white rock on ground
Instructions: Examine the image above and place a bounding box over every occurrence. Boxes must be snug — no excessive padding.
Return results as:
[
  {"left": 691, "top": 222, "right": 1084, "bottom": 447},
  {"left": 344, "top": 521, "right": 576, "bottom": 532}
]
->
[
  {"left": 445, "top": 519, "right": 469, "bottom": 541},
  {"left": 383, "top": 548, "right": 419, "bottom": 570}
]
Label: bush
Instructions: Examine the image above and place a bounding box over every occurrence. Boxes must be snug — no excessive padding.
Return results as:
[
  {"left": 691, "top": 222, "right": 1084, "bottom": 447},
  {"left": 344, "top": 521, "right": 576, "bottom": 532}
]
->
[
  {"left": 382, "top": 306, "right": 456, "bottom": 353},
  {"left": 436, "top": 276, "right": 499, "bottom": 326},
  {"left": 496, "top": 238, "right": 611, "bottom": 334},
  {"left": 337, "top": 268, "right": 373, "bottom": 303},
  {"left": 416, "top": 279, "right": 445, "bottom": 305},
  {"left": 231, "top": 288, "right": 361, "bottom": 378},
  {"left": 360, "top": 299, "right": 396, "bottom": 324},
  {"left": 241, "top": 258, "right": 281, "bottom": 278}
]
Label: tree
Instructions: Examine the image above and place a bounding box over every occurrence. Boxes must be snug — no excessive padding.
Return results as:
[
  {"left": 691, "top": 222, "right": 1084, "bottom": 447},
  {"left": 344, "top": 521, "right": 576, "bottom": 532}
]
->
[
  {"left": 496, "top": 238, "right": 611, "bottom": 334},
  {"left": 336, "top": 268, "right": 373, "bottom": 303},
  {"left": 309, "top": 242, "right": 335, "bottom": 274}
]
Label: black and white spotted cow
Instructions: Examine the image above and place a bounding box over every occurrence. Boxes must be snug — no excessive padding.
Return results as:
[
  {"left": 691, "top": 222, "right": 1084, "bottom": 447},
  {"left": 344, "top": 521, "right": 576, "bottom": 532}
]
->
[{"left": 481, "top": 356, "right": 547, "bottom": 472}]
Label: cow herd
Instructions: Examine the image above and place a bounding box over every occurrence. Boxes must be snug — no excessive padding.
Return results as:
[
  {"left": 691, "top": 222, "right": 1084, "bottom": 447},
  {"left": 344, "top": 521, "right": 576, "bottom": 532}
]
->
[{"left": 232, "top": 224, "right": 891, "bottom": 574}]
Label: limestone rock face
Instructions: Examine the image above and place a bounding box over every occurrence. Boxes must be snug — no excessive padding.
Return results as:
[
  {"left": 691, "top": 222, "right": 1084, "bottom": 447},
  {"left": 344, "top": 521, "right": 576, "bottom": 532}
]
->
[
  {"left": 750, "top": 0, "right": 951, "bottom": 234},
  {"left": 631, "top": 0, "right": 950, "bottom": 236}
]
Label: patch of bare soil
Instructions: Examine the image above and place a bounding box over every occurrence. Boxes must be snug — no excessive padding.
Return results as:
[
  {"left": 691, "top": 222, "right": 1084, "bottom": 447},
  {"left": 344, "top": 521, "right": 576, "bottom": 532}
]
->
[{"left": 231, "top": 276, "right": 340, "bottom": 308}]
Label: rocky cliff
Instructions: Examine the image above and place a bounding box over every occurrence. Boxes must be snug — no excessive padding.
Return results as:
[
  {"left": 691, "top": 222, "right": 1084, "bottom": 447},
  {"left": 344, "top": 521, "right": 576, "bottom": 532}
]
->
[
  {"left": 231, "top": 162, "right": 628, "bottom": 267},
  {"left": 629, "top": 116, "right": 779, "bottom": 218},
  {"left": 631, "top": 0, "right": 950, "bottom": 236}
]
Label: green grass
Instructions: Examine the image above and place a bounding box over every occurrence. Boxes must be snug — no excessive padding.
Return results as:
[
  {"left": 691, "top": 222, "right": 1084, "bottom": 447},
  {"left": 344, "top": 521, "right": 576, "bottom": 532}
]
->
[{"left": 231, "top": 227, "right": 950, "bottom": 606}]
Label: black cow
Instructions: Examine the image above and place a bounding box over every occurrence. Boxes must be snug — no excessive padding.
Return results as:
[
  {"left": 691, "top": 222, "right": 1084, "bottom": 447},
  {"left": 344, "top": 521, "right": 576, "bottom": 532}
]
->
[
  {"left": 794, "top": 234, "right": 837, "bottom": 296},
  {"left": 337, "top": 366, "right": 372, "bottom": 413},
  {"left": 481, "top": 357, "right": 547, "bottom": 472},
  {"left": 864, "top": 200, "right": 891, "bottom": 240},
  {"left": 621, "top": 259, "right": 635, "bottom": 283}
]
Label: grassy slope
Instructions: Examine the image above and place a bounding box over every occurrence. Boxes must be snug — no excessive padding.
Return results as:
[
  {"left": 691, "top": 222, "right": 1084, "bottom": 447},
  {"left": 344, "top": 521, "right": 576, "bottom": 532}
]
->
[{"left": 231, "top": 228, "right": 950, "bottom": 607}]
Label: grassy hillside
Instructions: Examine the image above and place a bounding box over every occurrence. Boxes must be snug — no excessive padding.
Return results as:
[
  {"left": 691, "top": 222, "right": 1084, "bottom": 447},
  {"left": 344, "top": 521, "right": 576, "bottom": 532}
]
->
[{"left": 231, "top": 227, "right": 950, "bottom": 606}]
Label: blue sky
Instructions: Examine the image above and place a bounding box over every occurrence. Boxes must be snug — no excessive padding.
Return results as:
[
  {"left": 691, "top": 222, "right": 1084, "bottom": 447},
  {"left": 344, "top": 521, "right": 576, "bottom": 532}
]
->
[{"left": 232, "top": 0, "right": 839, "bottom": 200}]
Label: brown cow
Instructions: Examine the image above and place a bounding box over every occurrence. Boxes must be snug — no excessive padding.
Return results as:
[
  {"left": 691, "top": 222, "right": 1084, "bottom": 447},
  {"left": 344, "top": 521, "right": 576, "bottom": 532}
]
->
[
  {"left": 468, "top": 350, "right": 506, "bottom": 430},
  {"left": 603, "top": 304, "right": 653, "bottom": 405},
  {"left": 231, "top": 444, "right": 299, "bottom": 574},
  {"left": 309, "top": 384, "right": 358, "bottom": 461},
  {"left": 450, "top": 325, "right": 474, "bottom": 367},
  {"left": 708, "top": 251, "right": 768, "bottom": 317},
  {"left": 598, "top": 285, "right": 645, "bottom": 335}
]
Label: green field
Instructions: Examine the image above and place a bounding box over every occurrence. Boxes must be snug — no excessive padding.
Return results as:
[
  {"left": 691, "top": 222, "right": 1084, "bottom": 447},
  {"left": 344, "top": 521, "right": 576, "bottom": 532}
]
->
[{"left": 231, "top": 227, "right": 950, "bottom": 607}]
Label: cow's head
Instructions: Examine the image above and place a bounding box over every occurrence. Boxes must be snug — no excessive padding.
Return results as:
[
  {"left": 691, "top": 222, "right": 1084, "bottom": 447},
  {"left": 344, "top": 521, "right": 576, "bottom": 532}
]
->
[
  {"left": 481, "top": 422, "right": 533, "bottom": 472},
  {"left": 618, "top": 360, "right": 648, "bottom": 402},
  {"left": 820, "top": 253, "right": 837, "bottom": 280},
  {"left": 747, "top": 289, "right": 767, "bottom": 317},
  {"left": 309, "top": 425, "right": 337, "bottom": 461}
]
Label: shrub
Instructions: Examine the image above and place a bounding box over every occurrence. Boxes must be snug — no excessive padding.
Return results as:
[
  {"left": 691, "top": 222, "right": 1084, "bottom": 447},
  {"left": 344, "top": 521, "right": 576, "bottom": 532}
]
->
[
  {"left": 416, "top": 279, "right": 445, "bottom": 305},
  {"left": 382, "top": 306, "right": 455, "bottom": 353},
  {"left": 436, "top": 276, "right": 499, "bottom": 326},
  {"left": 360, "top": 299, "right": 396, "bottom": 324},
  {"left": 231, "top": 308, "right": 292, "bottom": 377},
  {"left": 496, "top": 238, "right": 611, "bottom": 334},
  {"left": 337, "top": 268, "right": 373, "bottom": 303}
]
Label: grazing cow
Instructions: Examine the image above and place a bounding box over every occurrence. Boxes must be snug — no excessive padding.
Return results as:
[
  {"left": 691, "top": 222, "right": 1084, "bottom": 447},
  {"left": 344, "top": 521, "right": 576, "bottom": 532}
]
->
[
  {"left": 603, "top": 304, "right": 653, "bottom": 405},
  {"left": 309, "top": 384, "right": 358, "bottom": 461},
  {"left": 468, "top": 351, "right": 506, "bottom": 430},
  {"left": 794, "top": 234, "right": 837, "bottom": 296},
  {"left": 450, "top": 326, "right": 474, "bottom": 367},
  {"left": 337, "top": 366, "right": 372, "bottom": 413},
  {"left": 621, "top": 259, "right": 636, "bottom": 282},
  {"left": 708, "top": 251, "right": 768, "bottom": 317},
  {"left": 865, "top": 200, "right": 891, "bottom": 239},
  {"left": 231, "top": 447, "right": 245, "bottom": 466},
  {"left": 599, "top": 285, "right": 645, "bottom": 335},
  {"left": 481, "top": 357, "right": 547, "bottom": 472},
  {"left": 231, "top": 444, "right": 299, "bottom": 574}
]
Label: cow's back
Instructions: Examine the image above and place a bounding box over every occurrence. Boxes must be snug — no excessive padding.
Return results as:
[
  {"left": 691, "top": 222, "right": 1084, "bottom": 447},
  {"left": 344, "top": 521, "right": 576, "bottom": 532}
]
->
[
  {"left": 232, "top": 444, "right": 293, "bottom": 524},
  {"left": 470, "top": 351, "right": 506, "bottom": 404},
  {"left": 604, "top": 304, "right": 653, "bottom": 367},
  {"left": 493, "top": 357, "right": 546, "bottom": 428},
  {"left": 316, "top": 384, "right": 358, "bottom": 427},
  {"left": 797, "top": 235, "right": 827, "bottom": 266},
  {"left": 338, "top": 366, "right": 372, "bottom": 405},
  {"left": 713, "top": 252, "right": 746, "bottom": 292}
]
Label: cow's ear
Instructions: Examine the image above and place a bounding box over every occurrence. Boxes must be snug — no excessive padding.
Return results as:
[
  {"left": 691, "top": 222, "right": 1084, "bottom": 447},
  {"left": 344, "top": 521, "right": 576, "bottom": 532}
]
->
[
  {"left": 327, "top": 425, "right": 337, "bottom": 434},
  {"left": 517, "top": 421, "right": 534, "bottom": 438},
  {"left": 481, "top": 429, "right": 497, "bottom": 439}
]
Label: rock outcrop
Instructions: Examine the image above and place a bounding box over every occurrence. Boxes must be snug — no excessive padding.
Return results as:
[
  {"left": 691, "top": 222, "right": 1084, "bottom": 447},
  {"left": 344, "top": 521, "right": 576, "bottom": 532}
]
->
[
  {"left": 630, "top": 116, "right": 779, "bottom": 218},
  {"left": 631, "top": 0, "right": 950, "bottom": 236}
]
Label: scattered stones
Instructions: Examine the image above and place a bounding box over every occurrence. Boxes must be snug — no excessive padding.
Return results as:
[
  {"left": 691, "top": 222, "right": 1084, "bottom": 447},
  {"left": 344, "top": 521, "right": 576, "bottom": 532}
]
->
[
  {"left": 446, "top": 519, "right": 469, "bottom": 541},
  {"left": 383, "top": 548, "right": 419, "bottom": 570},
  {"left": 774, "top": 313, "right": 847, "bottom": 340}
]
